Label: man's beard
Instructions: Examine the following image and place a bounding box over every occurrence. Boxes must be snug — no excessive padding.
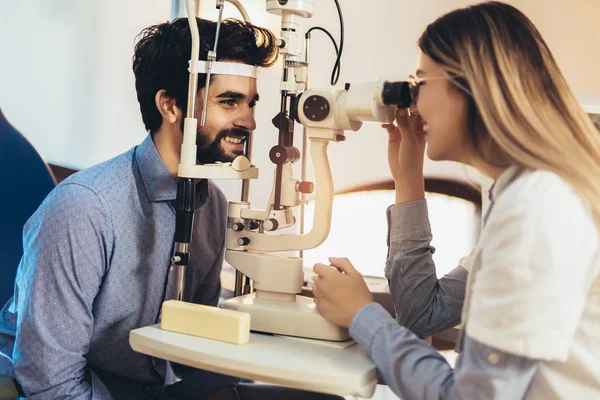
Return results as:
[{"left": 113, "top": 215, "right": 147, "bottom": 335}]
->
[{"left": 195, "top": 127, "right": 250, "bottom": 164}]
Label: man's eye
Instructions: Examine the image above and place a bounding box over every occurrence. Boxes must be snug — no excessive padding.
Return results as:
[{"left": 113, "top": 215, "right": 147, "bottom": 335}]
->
[
  {"left": 249, "top": 101, "right": 257, "bottom": 109},
  {"left": 220, "top": 99, "right": 237, "bottom": 107}
]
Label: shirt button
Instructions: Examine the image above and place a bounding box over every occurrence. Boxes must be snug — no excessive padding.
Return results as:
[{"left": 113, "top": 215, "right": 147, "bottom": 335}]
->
[
  {"left": 169, "top": 266, "right": 174, "bottom": 272},
  {"left": 488, "top": 352, "right": 501, "bottom": 365}
]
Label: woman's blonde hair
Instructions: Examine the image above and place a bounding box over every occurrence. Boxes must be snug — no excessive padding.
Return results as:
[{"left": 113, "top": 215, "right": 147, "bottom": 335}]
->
[{"left": 419, "top": 1, "right": 600, "bottom": 228}]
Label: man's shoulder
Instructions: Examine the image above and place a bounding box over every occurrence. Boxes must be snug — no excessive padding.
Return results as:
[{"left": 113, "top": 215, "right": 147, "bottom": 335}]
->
[
  {"left": 25, "top": 147, "right": 140, "bottom": 241},
  {"left": 35, "top": 146, "right": 139, "bottom": 221},
  {"left": 60, "top": 146, "right": 138, "bottom": 196},
  {"left": 202, "top": 179, "right": 227, "bottom": 219},
  {"left": 206, "top": 179, "right": 227, "bottom": 206}
]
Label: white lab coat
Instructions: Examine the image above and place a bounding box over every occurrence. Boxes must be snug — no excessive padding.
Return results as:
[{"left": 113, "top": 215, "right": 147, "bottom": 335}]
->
[{"left": 460, "top": 166, "right": 600, "bottom": 399}]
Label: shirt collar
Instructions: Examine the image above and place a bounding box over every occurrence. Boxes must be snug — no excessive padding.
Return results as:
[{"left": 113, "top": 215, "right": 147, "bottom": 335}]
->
[
  {"left": 489, "top": 165, "right": 524, "bottom": 202},
  {"left": 135, "top": 134, "right": 210, "bottom": 205}
]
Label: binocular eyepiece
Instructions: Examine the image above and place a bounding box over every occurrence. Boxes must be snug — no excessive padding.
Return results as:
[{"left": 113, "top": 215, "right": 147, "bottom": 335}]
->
[
  {"left": 381, "top": 81, "right": 413, "bottom": 109},
  {"left": 290, "top": 79, "right": 414, "bottom": 126}
]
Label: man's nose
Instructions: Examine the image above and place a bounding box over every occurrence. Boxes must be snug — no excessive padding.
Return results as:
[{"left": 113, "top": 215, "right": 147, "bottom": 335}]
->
[{"left": 234, "top": 107, "right": 257, "bottom": 132}]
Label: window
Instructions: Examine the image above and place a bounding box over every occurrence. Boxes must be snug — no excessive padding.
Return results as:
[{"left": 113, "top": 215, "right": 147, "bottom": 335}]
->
[{"left": 302, "top": 179, "right": 481, "bottom": 278}]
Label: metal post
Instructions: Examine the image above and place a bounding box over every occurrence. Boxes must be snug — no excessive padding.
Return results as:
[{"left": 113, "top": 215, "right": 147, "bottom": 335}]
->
[{"left": 299, "top": 33, "right": 311, "bottom": 259}]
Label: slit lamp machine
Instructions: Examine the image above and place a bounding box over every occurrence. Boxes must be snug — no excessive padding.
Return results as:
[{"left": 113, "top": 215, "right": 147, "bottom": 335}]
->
[{"left": 170, "top": 0, "right": 413, "bottom": 342}]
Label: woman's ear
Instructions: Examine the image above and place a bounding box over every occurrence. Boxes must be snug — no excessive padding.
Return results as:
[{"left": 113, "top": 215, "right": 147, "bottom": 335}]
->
[{"left": 155, "top": 89, "right": 181, "bottom": 125}]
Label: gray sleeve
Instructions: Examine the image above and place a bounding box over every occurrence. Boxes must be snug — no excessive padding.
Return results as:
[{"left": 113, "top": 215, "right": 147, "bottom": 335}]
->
[
  {"left": 12, "top": 184, "right": 114, "bottom": 399},
  {"left": 350, "top": 303, "right": 540, "bottom": 400},
  {"left": 385, "top": 200, "right": 468, "bottom": 338}
]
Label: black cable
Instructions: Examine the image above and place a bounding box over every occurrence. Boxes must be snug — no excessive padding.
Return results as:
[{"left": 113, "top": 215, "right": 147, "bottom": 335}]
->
[
  {"left": 331, "top": 0, "right": 344, "bottom": 86},
  {"left": 306, "top": 26, "right": 339, "bottom": 59},
  {"left": 305, "top": 0, "right": 344, "bottom": 86}
]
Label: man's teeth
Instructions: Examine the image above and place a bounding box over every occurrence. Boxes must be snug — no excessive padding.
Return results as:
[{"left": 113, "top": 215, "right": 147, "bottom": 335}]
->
[{"left": 224, "top": 136, "right": 244, "bottom": 144}]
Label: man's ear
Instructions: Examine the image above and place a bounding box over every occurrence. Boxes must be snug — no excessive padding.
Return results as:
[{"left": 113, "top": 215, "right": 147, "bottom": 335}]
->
[{"left": 155, "top": 89, "right": 181, "bottom": 125}]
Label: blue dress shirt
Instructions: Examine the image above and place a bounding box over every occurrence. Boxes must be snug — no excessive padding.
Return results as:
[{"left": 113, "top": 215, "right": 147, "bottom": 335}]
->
[{"left": 0, "top": 134, "right": 233, "bottom": 398}]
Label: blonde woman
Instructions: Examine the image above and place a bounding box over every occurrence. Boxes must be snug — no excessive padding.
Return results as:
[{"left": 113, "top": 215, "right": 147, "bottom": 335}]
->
[{"left": 311, "top": 1, "right": 600, "bottom": 399}]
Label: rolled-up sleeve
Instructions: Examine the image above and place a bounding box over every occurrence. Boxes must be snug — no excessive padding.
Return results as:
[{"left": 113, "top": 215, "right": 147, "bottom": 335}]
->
[
  {"left": 385, "top": 200, "right": 468, "bottom": 337},
  {"left": 13, "top": 184, "right": 113, "bottom": 399}
]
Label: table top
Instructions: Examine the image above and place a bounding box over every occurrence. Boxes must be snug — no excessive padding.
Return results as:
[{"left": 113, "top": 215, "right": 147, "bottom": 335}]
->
[{"left": 130, "top": 324, "right": 378, "bottom": 398}]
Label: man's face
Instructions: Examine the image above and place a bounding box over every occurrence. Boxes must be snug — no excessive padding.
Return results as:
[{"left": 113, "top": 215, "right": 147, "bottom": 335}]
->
[{"left": 191, "top": 74, "right": 259, "bottom": 164}]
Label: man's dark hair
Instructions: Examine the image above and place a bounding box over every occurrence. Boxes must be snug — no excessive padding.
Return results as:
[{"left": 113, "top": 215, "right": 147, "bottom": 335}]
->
[{"left": 133, "top": 18, "right": 278, "bottom": 134}]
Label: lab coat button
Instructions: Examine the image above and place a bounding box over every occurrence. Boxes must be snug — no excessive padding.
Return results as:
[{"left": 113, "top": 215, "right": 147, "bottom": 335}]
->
[{"left": 488, "top": 352, "right": 501, "bottom": 365}]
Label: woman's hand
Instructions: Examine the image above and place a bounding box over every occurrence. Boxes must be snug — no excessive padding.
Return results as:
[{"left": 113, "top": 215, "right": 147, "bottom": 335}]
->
[
  {"left": 384, "top": 107, "right": 427, "bottom": 180},
  {"left": 383, "top": 107, "right": 427, "bottom": 204},
  {"left": 312, "top": 257, "right": 373, "bottom": 329}
]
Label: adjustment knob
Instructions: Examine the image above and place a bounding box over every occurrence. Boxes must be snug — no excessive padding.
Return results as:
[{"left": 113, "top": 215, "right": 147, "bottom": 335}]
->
[
  {"left": 269, "top": 145, "right": 300, "bottom": 165},
  {"left": 237, "top": 237, "right": 251, "bottom": 246},
  {"left": 232, "top": 222, "right": 245, "bottom": 232},
  {"left": 297, "top": 181, "right": 314, "bottom": 194},
  {"left": 263, "top": 218, "right": 279, "bottom": 232},
  {"left": 303, "top": 95, "right": 330, "bottom": 122}
]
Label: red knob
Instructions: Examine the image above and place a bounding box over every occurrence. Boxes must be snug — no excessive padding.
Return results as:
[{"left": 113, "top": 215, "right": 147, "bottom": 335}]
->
[{"left": 297, "top": 181, "right": 314, "bottom": 194}]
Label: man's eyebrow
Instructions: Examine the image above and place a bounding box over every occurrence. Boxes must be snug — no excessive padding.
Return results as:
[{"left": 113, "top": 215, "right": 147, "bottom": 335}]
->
[
  {"left": 216, "top": 91, "right": 260, "bottom": 103},
  {"left": 216, "top": 91, "right": 246, "bottom": 99}
]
